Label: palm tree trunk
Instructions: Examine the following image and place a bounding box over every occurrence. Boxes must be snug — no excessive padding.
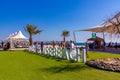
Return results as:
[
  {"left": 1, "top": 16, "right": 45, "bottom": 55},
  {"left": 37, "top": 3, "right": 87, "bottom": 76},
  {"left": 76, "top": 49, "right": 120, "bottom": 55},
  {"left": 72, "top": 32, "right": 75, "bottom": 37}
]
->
[
  {"left": 63, "top": 37, "right": 65, "bottom": 42},
  {"left": 29, "top": 35, "right": 33, "bottom": 46}
]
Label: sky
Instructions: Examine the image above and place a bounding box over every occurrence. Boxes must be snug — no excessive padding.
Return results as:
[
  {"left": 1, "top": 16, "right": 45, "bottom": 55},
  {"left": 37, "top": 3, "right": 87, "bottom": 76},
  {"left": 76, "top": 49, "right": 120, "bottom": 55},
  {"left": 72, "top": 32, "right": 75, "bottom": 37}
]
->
[{"left": 0, "top": 0, "right": 120, "bottom": 42}]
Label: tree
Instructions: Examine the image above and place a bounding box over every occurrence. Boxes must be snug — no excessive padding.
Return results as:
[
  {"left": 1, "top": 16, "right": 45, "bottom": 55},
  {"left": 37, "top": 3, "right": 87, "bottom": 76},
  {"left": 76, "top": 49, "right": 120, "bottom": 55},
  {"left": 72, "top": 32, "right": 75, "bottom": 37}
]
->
[
  {"left": 25, "top": 24, "right": 42, "bottom": 46},
  {"left": 61, "top": 30, "right": 70, "bottom": 42}
]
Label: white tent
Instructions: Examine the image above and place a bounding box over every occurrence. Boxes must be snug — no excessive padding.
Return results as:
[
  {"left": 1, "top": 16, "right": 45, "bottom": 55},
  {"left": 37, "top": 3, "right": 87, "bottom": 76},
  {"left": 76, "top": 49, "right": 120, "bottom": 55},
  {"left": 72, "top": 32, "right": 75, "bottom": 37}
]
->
[
  {"left": 11, "top": 31, "right": 27, "bottom": 40},
  {"left": 6, "top": 30, "right": 29, "bottom": 48},
  {"left": 7, "top": 30, "right": 27, "bottom": 40}
]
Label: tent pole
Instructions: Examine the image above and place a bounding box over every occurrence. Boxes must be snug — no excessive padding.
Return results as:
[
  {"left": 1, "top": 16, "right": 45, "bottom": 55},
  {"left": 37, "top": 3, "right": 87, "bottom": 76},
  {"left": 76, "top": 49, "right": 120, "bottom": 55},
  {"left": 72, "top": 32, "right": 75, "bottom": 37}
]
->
[
  {"left": 102, "top": 31, "right": 105, "bottom": 50},
  {"left": 10, "top": 38, "right": 13, "bottom": 49},
  {"left": 73, "top": 31, "right": 76, "bottom": 42},
  {"left": 103, "top": 31, "right": 105, "bottom": 41}
]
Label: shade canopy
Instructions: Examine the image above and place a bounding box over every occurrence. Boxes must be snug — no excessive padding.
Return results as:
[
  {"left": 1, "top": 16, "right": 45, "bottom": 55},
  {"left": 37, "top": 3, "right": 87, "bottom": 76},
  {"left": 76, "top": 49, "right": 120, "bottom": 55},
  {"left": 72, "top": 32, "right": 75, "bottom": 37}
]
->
[
  {"left": 105, "top": 25, "right": 120, "bottom": 34},
  {"left": 78, "top": 26, "right": 105, "bottom": 33},
  {"left": 78, "top": 24, "right": 115, "bottom": 33},
  {"left": 78, "top": 21, "right": 120, "bottom": 34}
]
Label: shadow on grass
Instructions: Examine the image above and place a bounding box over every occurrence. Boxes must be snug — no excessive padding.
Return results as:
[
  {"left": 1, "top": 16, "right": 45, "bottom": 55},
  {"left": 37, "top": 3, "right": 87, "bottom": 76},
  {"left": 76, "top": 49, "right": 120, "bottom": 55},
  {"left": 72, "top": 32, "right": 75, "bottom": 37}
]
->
[
  {"left": 40, "top": 64, "right": 91, "bottom": 73},
  {"left": 39, "top": 54, "right": 65, "bottom": 62},
  {"left": 25, "top": 51, "right": 66, "bottom": 62},
  {"left": 25, "top": 51, "right": 93, "bottom": 73}
]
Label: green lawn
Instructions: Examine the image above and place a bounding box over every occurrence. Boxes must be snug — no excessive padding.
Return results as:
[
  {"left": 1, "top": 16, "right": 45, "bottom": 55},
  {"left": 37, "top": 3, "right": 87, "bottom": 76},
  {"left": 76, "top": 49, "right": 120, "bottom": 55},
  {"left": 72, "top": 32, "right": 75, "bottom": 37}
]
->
[{"left": 0, "top": 50, "right": 120, "bottom": 80}]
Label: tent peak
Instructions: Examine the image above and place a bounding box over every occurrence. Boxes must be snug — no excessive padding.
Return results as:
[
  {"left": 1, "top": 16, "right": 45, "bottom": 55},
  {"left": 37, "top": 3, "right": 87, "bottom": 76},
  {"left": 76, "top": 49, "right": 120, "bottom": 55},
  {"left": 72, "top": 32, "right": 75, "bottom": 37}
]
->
[{"left": 6, "top": 30, "right": 27, "bottom": 40}]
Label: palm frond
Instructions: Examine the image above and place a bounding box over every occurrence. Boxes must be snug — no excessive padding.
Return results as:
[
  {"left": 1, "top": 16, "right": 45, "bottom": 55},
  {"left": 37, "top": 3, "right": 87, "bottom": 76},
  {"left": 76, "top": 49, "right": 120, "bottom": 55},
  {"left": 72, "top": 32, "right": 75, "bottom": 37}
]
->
[{"left": 24, "top": 24, "right": 42, "bottom": 45}]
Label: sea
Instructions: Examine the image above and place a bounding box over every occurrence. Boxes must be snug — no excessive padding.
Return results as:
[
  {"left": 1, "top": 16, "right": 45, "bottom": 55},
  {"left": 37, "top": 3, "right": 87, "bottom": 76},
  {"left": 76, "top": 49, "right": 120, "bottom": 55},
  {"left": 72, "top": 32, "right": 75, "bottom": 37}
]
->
[
  {"left": 74, "top": 43, "right": 86, "bottom": 47},
  {"left": 34, "top": 41, "right": 120, "bottom": 47},
  {"left": 34, "top": 41, "right": 86, "bottom": 47}
]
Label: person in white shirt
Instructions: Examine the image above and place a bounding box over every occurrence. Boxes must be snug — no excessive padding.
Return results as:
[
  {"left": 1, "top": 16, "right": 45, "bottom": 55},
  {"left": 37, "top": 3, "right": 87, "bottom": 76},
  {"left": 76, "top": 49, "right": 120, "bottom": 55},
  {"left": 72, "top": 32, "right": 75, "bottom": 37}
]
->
[
  {"left": 70, "top": 40, "right": 74, "bottom": 49},
  {"left": 70, "top": 40, "right": 76, "bottom": 60}
]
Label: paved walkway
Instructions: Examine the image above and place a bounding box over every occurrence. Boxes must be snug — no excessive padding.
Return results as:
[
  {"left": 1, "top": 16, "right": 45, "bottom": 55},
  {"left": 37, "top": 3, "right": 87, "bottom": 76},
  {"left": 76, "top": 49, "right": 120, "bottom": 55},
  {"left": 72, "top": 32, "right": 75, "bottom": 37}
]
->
[
  {"left": 10, "top": 48, "right": 28, "bottom": 50},
  {"left": 89, "top": 47, "right": 120, "bottom": 54},
  {"left": 0, "top": 47, "right": 120, "bottom": 54},
  {"left": 0, "top": 48, "right": 28, "bottom": 51}
]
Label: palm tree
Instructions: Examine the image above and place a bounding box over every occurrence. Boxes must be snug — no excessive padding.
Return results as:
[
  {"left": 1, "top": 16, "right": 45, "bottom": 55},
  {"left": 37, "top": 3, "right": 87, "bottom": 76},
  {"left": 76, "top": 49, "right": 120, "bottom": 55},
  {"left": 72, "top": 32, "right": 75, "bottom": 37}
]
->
[
  {"left": 25, "top": 24, "right": 42, "bottom": 46},
  {"left": 61, "top": 30, "right": 70, "bottom": 42}
]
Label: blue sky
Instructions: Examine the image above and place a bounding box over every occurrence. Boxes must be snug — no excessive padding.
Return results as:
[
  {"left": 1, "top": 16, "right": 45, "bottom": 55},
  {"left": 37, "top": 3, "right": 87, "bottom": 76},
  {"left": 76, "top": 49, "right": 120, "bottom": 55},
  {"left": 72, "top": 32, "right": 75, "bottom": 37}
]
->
[{"left": 0, "top": 0, "right": 120, "bottom": 42}]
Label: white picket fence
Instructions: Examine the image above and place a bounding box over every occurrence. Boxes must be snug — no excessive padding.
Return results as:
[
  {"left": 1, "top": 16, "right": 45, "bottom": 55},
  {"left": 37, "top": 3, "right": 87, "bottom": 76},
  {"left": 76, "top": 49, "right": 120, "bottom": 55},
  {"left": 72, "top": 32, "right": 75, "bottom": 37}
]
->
[{"left": 28, "top": 46, "right": 86, "bottom": 63}]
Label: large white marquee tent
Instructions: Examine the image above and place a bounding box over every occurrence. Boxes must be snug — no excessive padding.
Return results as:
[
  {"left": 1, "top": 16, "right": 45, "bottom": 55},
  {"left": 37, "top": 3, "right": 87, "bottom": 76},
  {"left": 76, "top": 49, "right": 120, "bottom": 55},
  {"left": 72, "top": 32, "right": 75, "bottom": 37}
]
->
[
  {"left": 7, "top": 30, "right": 27, "bottom": 40},
  {"left": 6, "top": 30, "right": 29, "bottom": 48}
]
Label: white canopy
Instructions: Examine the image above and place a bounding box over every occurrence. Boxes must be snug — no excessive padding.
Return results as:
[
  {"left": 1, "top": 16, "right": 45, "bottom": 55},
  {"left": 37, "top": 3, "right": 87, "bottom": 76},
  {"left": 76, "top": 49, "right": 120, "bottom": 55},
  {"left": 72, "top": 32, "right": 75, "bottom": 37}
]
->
[{"left": 7, "top": 30, "right": 27, "bottom": 40}]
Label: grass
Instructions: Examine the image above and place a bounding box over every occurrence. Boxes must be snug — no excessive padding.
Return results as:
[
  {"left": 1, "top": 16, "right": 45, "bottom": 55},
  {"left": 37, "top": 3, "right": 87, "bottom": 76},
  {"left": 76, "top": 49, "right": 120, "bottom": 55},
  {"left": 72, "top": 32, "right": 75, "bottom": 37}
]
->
[{"left": 0, "top": 50, "right": 120, "bottom": 80}]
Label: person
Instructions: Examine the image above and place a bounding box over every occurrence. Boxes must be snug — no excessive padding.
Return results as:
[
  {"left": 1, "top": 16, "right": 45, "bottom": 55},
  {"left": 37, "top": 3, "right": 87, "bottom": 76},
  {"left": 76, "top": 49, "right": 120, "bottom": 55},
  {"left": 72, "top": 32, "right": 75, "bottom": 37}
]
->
[
  {"left": 85, "top": 41, "right": 89, "bottom": 58},
  {"left": 70, "top": 40, "right": 76, "bottom": 60},
  {"left": 1, "top": 41, "right": 4, "bottom": 48},
  {"left": 70, "top": 40, "right": 74, "bottom": 49},
  {"left": 52, "top": 41, "right": 55, "bottom": 47},
  {"left": 108, "top": 41, "right": 112, "bottom": 47},
  {"left": 64, "top": 41, "right": 70, "bottom": 50},
  {"left": 114, "top": 42, "right": 117, "bottom": 50},
  {"left": 67, "top": 41, "right": 70, "bottom": 50},
  {"left": 6, "top": 42, "right": 10, "bottom": 50},
  {"left": 40, "top": 41, "right": 44, "bottom": 53},
  {"left": 4, "top": 42, "right": 10, "bottom": 50},
  {"left": 35, "top": 43, "right": 39, "bottom": 53}
]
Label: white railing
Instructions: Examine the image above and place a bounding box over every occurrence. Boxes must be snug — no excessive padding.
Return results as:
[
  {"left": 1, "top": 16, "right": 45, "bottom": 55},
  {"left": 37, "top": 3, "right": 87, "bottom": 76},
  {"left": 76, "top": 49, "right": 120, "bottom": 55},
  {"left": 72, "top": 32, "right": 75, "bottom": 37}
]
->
[{"left": 28, "top": 46, "right": 86, "bottom": 63}]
